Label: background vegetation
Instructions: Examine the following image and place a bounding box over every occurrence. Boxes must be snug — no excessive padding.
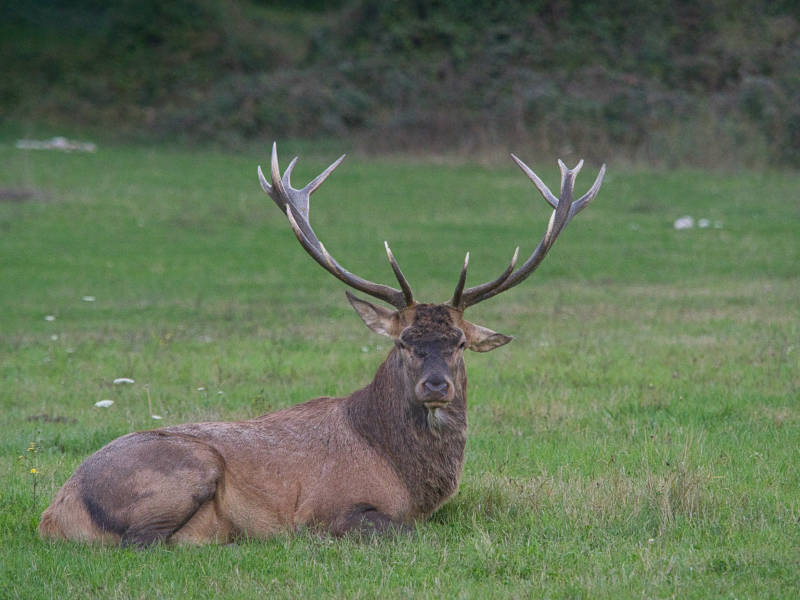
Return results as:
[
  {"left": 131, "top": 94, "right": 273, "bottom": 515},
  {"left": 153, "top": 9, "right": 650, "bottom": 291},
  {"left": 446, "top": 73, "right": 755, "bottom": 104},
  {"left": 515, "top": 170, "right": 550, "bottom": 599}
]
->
[
  {"left": 0, "top": 140, "right": 798, "bottom": 598},
  {"left": 2, "top": 0, "right": 799, "bottom": 166}
]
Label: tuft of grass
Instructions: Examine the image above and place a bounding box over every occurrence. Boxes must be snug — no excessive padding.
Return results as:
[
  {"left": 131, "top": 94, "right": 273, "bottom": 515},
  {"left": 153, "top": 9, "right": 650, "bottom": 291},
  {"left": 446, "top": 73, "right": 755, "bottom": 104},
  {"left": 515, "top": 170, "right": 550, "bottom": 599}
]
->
[{"left": 0, "top": 139, "right": 798, "bottom": 598}]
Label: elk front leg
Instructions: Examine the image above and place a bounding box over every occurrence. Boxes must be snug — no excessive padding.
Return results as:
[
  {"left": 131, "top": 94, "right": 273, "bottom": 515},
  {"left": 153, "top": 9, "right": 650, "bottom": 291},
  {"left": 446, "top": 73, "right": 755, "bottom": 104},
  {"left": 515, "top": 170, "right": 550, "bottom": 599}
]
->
[{"left": 330, "top": 503, "right": 412, "bottom": 537}]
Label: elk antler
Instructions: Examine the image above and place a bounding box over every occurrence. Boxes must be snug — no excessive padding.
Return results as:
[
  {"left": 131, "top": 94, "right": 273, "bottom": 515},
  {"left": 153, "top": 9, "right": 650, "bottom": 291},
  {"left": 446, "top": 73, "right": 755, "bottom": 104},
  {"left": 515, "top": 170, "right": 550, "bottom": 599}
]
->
[
  {"left": 449, "top": 156, "right": 606, "bottom": 309},
  {"left": 258, "top": 143, "right": 415, "bottom": 310}
]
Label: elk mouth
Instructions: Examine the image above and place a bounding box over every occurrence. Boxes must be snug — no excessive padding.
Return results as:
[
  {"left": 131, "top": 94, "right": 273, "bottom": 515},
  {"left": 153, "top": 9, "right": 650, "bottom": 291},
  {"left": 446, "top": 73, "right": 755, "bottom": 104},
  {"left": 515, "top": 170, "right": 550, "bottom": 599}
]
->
[{"left": 423, "top": 399, "right": 450, "bottom": 410}]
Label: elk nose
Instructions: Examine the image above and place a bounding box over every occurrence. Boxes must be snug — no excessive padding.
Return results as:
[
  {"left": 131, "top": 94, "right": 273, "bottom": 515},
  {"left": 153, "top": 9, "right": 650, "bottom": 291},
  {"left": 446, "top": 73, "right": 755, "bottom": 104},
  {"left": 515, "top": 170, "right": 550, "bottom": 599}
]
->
[{"left": 424, "top": 377, "right": 449, "bottom": 397}]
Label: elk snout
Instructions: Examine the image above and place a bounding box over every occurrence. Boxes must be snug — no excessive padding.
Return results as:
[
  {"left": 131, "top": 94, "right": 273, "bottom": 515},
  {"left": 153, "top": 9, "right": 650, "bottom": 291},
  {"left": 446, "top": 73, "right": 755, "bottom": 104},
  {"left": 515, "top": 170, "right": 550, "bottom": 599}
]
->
[{"left": 417, "top": 373, "right": 454, "bottom": 406}]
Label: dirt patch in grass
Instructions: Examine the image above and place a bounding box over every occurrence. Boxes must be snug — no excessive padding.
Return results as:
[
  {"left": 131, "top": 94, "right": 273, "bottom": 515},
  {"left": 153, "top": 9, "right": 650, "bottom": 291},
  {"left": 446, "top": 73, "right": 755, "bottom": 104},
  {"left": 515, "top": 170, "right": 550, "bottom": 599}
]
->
[
  {"left": 0, "top": 187, "right": 49, "bottom": 203},
  {"left": 26, "top": 413, "right": 77, "bottom": 425}
]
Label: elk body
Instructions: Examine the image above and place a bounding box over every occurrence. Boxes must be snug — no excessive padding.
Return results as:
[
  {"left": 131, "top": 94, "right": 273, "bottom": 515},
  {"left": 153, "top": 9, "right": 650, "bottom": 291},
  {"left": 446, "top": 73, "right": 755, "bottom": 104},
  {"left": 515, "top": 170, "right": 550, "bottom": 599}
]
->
[{"left": 39, "top": 145, "right": 605, "bottom": 546}]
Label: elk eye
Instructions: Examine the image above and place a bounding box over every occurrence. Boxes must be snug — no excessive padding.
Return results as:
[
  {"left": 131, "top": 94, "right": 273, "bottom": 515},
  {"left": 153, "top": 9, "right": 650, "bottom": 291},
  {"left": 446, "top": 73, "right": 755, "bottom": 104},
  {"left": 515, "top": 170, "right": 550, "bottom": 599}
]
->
[
  {"left": 458, "top": 340, "right": 467, "bottom": 350},
  {"left": 395, "top": 339, "right": 408, "bottom": 351}
]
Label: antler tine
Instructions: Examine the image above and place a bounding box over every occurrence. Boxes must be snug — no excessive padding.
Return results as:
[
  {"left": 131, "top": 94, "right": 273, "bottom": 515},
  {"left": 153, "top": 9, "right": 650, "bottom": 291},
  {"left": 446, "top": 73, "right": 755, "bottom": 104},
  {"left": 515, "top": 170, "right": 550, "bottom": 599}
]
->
[
  {"left": 511, "top": 153, "right": 559, "bottom": 209},
  {"left": 260, "top": 143, "right": 413, "bottom": 310},
  {"left": 458, "top": 156, "right": 603, "bottom": 308},
  {"left": 282, "top": 156, "right": 299, "bottom": 188},
  {"left": 510, "top": 154, "right": 601, "bottom": 221},
  {"left": 448, "top": 252, "right": 471, "bottom": 308},
  {"left": 558, "top": 158, "right": 583, "bottom": 179},
  {"left": 270, "top": 141, "right": 289, "bottom": 204},
  {"left": 384, "top": 241, "right": 415, "bottom": 307},
  {"left": 571, "top": 163, "right": 606, "bottom": 218},
  {"left": 549, "top": 158, "right": 578, "bottom": 240},
  {"left": 450, "top": 247, "right": 519, "bottom": 309},
  {"left": 304, "top": 154, "right": 346, "bottom": 196}
]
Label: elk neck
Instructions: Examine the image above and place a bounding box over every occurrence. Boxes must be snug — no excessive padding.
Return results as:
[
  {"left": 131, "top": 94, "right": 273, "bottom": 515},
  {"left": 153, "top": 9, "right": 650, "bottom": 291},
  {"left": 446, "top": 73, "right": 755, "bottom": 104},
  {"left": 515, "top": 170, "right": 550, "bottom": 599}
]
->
[{"left": 345, "top": 345, "right": 468, "bottom": 517}]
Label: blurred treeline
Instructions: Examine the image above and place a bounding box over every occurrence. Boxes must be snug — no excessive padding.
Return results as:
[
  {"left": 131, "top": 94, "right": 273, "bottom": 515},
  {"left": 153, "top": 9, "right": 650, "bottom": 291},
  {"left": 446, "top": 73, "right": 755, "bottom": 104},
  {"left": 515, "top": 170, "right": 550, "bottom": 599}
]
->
[{"left": 2, "top": 0, "right": 798, "bottom": 166}]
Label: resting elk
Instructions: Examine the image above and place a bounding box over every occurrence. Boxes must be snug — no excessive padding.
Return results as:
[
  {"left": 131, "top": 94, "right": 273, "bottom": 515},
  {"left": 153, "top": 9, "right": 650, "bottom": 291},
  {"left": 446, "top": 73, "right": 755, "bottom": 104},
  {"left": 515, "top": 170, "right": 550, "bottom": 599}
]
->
[{"left": 39, "top": 143, "right": 605, "bottom": 546}]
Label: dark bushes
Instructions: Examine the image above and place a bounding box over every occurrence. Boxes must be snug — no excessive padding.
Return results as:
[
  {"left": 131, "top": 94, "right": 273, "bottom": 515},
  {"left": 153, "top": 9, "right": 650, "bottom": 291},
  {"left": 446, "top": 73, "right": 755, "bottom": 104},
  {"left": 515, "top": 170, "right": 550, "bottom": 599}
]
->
[{"left": 2, "top": 0, "right": 798, "bottom": 166}]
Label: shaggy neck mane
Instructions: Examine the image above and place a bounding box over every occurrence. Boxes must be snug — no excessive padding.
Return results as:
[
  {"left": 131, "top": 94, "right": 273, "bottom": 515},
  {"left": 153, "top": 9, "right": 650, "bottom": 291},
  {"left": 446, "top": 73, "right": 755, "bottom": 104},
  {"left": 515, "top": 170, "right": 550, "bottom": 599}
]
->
[{"left": 345, "top": 347, "right": 468, "bottom": 517}]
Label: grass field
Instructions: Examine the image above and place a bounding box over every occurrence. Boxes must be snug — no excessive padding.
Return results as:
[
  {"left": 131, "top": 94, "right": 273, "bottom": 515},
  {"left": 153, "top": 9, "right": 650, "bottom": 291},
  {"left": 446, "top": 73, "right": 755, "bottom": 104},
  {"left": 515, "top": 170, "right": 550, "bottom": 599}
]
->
[{"left": 0, "top": 139, "right": 798, "bottom": 599}]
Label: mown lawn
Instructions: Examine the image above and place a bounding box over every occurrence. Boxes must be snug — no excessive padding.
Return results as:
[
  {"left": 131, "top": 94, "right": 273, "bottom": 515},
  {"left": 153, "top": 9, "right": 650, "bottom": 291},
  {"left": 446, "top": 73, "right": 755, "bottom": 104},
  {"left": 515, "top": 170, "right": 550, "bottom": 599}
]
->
[{"left": 0, "top": 140, "right": 798, "bottom": 599}]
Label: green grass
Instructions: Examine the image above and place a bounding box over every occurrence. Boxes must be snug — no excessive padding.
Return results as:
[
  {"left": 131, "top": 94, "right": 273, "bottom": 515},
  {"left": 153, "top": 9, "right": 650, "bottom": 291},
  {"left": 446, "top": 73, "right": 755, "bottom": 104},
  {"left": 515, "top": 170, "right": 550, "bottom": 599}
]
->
[{"left": 1, "top": 139, "right": 798, "bottom": 599}]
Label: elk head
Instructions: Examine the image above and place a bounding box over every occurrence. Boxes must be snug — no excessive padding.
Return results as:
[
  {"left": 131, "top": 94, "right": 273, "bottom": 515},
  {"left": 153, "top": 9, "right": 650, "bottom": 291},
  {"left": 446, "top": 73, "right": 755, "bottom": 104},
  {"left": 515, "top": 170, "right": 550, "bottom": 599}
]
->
[{"left": 258, "top": 143, "right": 605, "bottom": 411}]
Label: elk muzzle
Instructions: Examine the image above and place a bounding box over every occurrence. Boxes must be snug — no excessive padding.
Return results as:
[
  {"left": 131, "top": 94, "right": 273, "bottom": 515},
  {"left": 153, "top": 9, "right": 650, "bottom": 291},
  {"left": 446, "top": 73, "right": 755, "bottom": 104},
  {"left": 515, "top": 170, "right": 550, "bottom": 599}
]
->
[{"left": 415, "top": 357, "right": 455, "bottom": 407}]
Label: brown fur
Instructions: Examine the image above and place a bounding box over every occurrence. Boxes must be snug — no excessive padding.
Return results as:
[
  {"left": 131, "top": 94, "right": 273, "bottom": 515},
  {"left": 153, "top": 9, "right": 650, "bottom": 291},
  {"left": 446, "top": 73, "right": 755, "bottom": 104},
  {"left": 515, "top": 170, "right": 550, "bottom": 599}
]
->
[{"left": 39, "top": 302, "right": 508, "bottom": 545}]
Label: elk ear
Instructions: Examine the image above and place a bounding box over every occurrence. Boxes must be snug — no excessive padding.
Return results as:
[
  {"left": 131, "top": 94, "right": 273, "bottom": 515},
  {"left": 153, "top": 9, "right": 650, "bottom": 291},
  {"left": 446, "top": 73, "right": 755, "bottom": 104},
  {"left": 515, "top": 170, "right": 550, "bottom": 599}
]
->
[
  {"left": 345, "top": 291, "right": 399, "bottom": 338},
  {"left": 463, "top": 321, "right": 513, "bottom": 352}
]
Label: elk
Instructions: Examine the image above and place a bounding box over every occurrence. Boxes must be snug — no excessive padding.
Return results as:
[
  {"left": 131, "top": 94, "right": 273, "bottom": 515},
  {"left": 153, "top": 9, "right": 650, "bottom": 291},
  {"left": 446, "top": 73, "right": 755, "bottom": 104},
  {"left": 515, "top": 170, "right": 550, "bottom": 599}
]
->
[{"left": 39, "top": 144, "right": 605, "bottom": 546}]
